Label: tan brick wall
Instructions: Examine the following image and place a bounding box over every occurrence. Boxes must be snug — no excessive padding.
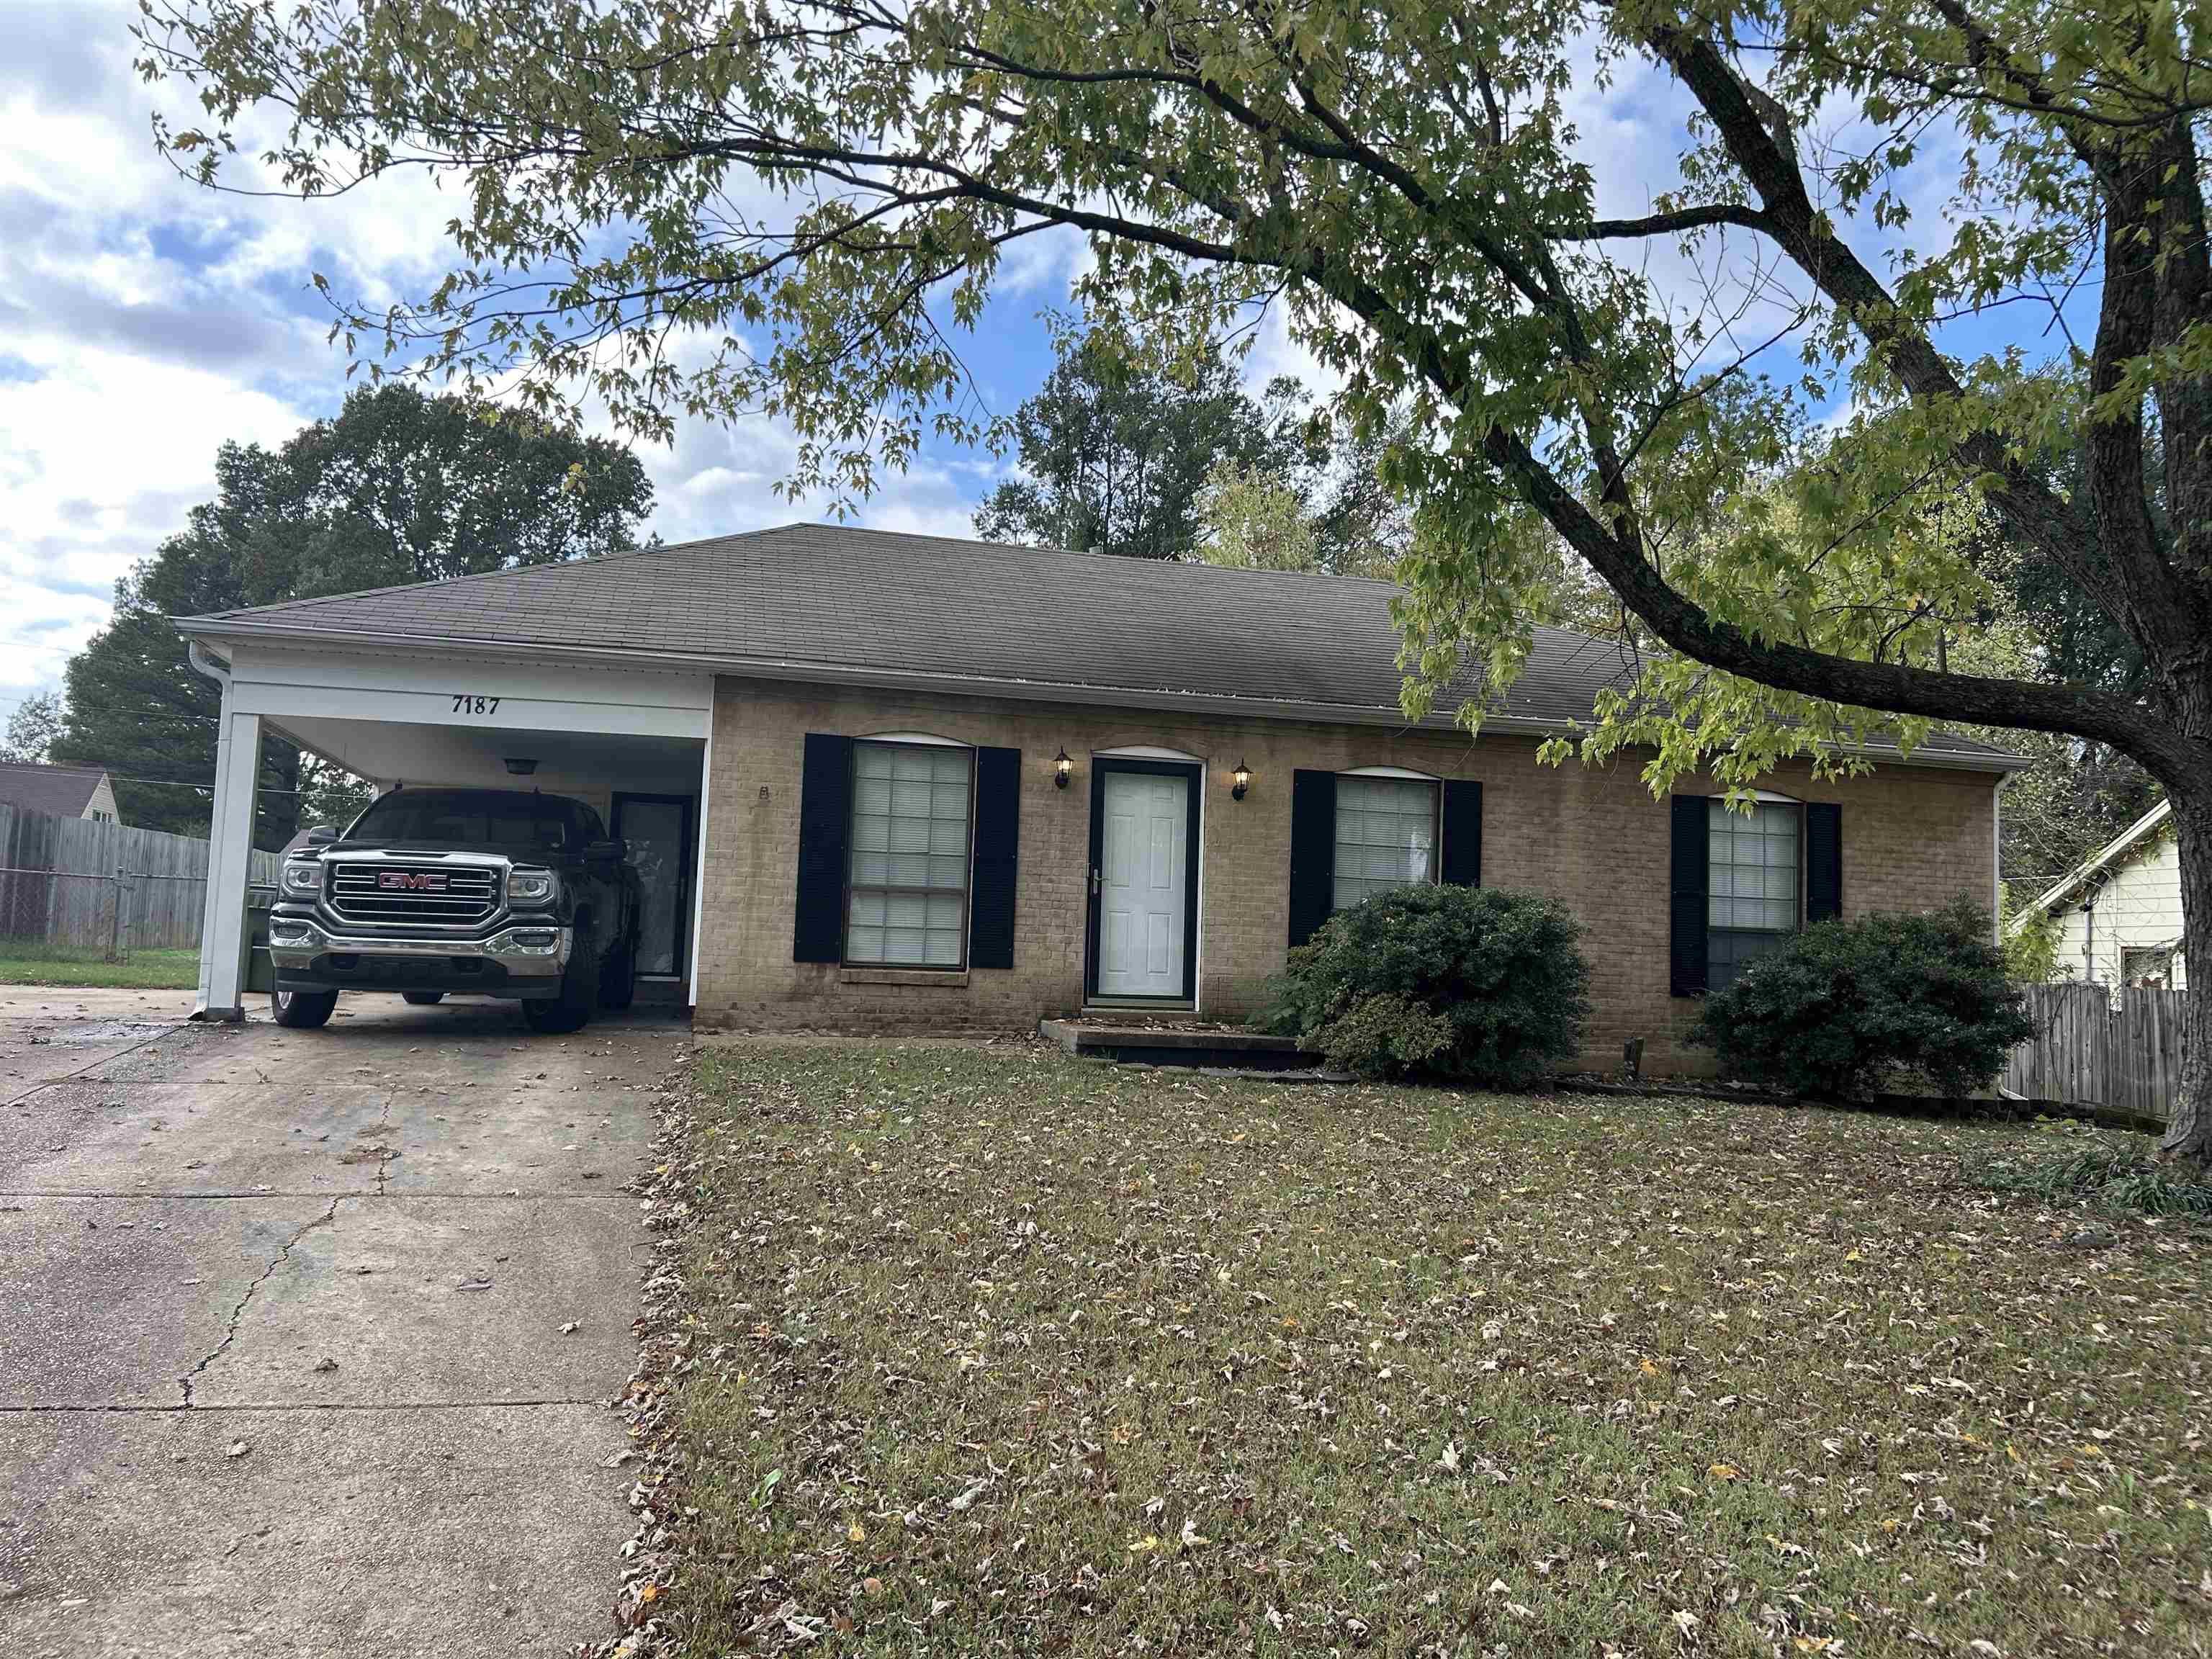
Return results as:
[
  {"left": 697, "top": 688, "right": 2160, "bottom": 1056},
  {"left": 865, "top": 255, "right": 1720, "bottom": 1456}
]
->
[{"left": 693, "top": 678, "right": 2003, "bottom": 1072}]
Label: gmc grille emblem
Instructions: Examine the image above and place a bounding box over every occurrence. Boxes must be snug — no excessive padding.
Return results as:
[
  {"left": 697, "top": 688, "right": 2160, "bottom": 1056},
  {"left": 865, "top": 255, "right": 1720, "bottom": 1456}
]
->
[{"left": 378, "top": 872, "right": 449, "bottom": 891}]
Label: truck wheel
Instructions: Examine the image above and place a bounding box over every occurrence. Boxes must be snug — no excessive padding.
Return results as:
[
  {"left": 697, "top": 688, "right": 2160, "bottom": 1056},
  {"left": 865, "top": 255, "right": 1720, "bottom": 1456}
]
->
[
  {"left": 272, "top": 983, "right": 338, "bottom": 1029},
  {"left": 599, "top": 931, "right": 637, "bottom": 1011},
  {"left": 401, "top": 991, "right": 445, "bottom": 1007},
  {"left": 523, "top": 941, "right": 596, "bottom": 1035}
]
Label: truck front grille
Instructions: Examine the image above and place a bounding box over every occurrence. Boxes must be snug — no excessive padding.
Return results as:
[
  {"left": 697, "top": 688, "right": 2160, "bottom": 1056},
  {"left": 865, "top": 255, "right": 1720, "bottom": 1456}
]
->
[{"left": 327, "top": 861, "right": 500, "bottom": 925}]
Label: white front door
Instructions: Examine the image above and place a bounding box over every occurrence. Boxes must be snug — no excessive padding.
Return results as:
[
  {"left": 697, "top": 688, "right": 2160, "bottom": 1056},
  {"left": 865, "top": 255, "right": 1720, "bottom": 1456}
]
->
[{"left": 1097, "top": 769, "right": 1191, "bottom": 998}]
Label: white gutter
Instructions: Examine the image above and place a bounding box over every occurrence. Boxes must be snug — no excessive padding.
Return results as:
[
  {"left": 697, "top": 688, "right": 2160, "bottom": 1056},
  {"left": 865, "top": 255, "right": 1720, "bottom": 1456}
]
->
[
  {"left": 2020, "top": 796, "right": 2175, "bottom": 920},
  {"left": 187, "top": 638, "right": 230, "bottom": 683},
  {"left": 174, "top": 618, "right": 2032, "bottom": 776}
]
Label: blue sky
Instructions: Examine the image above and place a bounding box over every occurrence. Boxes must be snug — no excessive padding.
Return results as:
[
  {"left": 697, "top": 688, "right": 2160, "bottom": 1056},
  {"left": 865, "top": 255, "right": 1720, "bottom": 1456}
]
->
[
  {"left": 0, "top": 1, "right": 2085, "bottom": 739},
  {"left": 0, "top": 1, "right": 1091, "bottom": 731}
]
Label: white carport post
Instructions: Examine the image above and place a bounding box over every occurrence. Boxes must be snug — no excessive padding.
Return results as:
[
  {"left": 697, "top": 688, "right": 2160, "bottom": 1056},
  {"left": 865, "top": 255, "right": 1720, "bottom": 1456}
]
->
[{"left": 189, "top": 641, "right": 263, "bottom": 1021}]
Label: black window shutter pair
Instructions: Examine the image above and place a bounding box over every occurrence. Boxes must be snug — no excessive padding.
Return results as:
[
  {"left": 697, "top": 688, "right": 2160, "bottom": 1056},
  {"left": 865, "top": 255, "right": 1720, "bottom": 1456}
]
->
[
  {"left": 1287, "top": 771, "right": 1483, "bottom": 947},
  {"left": 1668, "top": 796, "right": 1842, "bottom": 996},
  {"left": 791, "top": 734, "right": 1021, "bottom": 969}
]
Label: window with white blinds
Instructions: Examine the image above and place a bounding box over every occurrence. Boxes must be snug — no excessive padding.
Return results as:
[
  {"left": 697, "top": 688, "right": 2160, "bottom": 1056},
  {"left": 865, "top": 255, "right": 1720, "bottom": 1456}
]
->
[
  {"left": 1332, "top": 775, "right": 1439, "bottom": 910},
  {"left": 1707, "top": 799, "right": 1800, "bottom": 990},
  {"left": 845, "top": 741, "right": 974, "bottom": 966}
]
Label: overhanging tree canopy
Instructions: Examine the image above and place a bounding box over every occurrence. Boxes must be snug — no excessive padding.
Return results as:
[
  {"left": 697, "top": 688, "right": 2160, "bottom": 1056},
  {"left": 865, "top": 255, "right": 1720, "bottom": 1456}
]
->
[{"left": 137, "top": 0, "right": 2212, "bottom": 1154}]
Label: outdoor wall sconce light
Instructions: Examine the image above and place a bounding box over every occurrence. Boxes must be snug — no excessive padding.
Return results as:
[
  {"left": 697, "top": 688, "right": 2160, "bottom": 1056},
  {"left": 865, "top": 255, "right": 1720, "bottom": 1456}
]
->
[
  {"left": 1053, "top": 749, "right": 1074, "bottom": 789},
  {"left": 1231, "top": 760, "right": 1251, "bottom": 801},
  {"left": 503, "top": 757, "right": 539, "bottom": 776}
]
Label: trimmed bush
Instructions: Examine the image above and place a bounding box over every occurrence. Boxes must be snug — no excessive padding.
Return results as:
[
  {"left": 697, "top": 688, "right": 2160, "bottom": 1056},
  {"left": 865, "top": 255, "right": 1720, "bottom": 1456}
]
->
[
  {"left": 1262, "top": 884, "right": 1591, "bottom": 1084},
  {"left": 1691, "top": 894, "right": 2035, "bottom": 1099}
]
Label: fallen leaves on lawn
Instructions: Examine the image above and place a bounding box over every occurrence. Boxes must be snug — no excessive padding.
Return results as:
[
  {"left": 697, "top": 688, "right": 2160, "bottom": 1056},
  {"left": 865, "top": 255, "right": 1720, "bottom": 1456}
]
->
[{"left": 598, "top": 1042, "right": 2206, "bottom": 1659}]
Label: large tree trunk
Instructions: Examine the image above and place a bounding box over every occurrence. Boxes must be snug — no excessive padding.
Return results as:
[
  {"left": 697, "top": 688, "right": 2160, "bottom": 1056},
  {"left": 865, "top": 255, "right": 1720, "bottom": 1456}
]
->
[{"left": 2164, "top": 791, "right": 2212, "bottom": 1161}]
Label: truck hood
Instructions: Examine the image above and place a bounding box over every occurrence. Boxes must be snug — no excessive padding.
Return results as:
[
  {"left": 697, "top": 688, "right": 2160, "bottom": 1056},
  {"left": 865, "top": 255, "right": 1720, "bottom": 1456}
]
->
[{"left": 315, "top": 840, "right": 555, "bottom": 862}]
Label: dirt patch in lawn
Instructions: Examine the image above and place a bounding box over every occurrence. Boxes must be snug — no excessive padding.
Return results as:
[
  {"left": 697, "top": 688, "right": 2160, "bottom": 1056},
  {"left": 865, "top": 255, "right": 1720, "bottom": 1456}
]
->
[{"left": 616, "top": 1043, "right": 2210, "bottom": 1657}]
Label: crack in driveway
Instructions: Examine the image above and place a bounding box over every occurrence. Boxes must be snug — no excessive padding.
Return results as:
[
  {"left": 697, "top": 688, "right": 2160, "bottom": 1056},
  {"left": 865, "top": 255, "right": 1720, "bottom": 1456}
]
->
[
  {"left": 375, "top": 1089, "right": 395, "bottom": 1196},
  {"left": 178, "top": 1198, "right": 342, "bottom": 1407}
]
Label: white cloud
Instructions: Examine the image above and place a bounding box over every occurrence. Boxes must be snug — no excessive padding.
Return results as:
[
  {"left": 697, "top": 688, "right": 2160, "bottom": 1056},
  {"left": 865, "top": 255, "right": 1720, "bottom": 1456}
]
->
[
  {"left": 0, "top": 344, "right": 307, "bottom": 698},
  {"left": 0, "top": 0, "right": 470, "bottom": 726}
]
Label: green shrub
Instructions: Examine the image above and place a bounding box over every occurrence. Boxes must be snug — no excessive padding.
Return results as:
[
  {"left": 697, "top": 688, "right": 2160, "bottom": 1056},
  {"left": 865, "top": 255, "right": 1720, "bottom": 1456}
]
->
[
  {"left": 1261, "top": 884, "right": 1591, "bottom": 1084},
  {"left": 1691, "top": 894, "right": 2035, "bottom": 1098}
]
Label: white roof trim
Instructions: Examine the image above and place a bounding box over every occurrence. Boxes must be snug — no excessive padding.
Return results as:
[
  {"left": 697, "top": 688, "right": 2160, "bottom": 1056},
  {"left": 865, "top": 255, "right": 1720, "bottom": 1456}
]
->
[{"left": 2024, "top": 797, "right": 2173, "bottom": 918}]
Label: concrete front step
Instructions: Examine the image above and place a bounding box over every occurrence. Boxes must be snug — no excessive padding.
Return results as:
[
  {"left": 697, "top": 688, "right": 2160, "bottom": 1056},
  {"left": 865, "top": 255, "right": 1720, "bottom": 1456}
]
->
[{"left": 1038, "top": 1018, "right": 1319, "bottom": 1071}]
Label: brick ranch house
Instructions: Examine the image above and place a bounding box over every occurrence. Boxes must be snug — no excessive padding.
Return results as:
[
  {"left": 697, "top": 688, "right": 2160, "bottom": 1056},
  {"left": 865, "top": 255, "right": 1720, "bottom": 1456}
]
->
[{"left": 176, "top": 523, "right": 2021, "bottom": 1071}]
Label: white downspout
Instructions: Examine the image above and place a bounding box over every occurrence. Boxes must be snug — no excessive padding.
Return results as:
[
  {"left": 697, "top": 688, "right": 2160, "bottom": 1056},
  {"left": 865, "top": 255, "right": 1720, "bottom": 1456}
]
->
[{"left": 1991, "top": 770, "right": 2015, "bottom": 946}]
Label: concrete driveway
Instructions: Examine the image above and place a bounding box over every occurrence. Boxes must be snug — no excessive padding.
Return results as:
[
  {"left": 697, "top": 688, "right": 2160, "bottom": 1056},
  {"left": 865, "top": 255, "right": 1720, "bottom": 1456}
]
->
[{"left": 0, "top": 986, "right": 673, "bottom": 1657}]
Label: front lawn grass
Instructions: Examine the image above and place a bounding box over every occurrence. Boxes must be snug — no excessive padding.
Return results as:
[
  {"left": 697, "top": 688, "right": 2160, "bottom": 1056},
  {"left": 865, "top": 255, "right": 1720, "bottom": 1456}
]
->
[
  {"left": 0, "top": 946, "right": 199, "bottom": 988},
  {"left": 645, "top": 1043, "right": 2210, "bottom": 1657}
]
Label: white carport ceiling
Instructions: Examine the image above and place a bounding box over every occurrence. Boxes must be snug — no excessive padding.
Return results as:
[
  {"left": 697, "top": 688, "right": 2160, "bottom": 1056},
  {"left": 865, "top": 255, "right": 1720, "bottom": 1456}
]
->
[{"left": 278, "top": 716, "right": 703, "bottom": 796}]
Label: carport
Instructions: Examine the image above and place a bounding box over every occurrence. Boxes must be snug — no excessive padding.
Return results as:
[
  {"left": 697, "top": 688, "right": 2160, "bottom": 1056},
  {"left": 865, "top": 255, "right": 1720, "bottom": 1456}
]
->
[{"left": 176, "top": 630, "right": 714, "bottom": 1021}]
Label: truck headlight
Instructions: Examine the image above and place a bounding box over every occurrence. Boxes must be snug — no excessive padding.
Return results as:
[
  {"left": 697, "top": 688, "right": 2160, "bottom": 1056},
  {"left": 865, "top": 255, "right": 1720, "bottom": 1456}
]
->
[
  {"left": 507, "top": 868, "right": 557, "bottom": 905},
  {"left": 280, "top": 860, "right": 322, "bottom": 896}
]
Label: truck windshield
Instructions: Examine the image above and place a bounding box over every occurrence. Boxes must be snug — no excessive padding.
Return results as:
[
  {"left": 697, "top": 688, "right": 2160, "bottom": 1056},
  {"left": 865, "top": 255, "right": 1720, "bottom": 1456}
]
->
[{"left": 347, "top": 790, "right": 585, "bottom": 853}]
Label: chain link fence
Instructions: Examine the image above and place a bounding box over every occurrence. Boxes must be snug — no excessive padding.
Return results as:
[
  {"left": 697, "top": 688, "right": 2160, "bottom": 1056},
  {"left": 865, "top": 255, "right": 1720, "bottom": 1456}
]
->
[
  {"left": 0, "top": 803, "right": 285, "bottom": 968},
  {"left": 0, "top": 866, "right": 220, "bottom": 961}
]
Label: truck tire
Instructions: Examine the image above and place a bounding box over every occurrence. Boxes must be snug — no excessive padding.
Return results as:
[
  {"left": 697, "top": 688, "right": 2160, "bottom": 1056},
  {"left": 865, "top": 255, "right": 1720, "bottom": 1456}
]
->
[
  {"left": 523, "top": 940, "right": 597, "bottom": 1035},
  {"left": 599, "top": 930, "right": 637, "bottom": 1011},
  {"left": 401, "top": 991, "right": 445, "bottom": 1007},
  {"left": 272, "top": 982, "right": 338, "bottom": 1029}
]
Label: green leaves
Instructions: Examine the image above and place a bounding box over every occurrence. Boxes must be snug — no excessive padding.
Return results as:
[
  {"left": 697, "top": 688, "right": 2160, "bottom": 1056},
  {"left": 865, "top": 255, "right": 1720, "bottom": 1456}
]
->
[{"left": 134, "top": 0, "right": 2208, "bottom": 796}]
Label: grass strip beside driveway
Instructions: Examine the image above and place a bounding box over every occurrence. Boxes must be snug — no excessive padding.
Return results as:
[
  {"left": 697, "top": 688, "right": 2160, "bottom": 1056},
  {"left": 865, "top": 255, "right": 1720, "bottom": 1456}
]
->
[
  {"left": 641, "top": 1043, "right": 2209, "bottom": 1657},
  {"left": 0, "top": 947, "right": 200, "bottom": 989}
]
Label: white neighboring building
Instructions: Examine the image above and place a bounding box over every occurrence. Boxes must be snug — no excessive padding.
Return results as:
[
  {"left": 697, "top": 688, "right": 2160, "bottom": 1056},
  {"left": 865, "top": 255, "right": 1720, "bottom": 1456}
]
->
[{"left": 2021, "top": 799, "right": 2187, "bottom": 989}]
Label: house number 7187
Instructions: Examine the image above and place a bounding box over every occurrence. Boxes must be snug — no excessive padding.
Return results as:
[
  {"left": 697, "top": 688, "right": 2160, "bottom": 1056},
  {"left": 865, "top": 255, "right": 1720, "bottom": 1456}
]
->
[{"left": 450, "top": 694, "right": 501, "bottom": 715}]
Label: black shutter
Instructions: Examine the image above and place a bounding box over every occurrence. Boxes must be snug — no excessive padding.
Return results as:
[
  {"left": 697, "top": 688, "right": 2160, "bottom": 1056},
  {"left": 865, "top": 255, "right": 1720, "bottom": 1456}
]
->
[
  {"left": 1440, "top": 779, "right": 1483, "bottom": 886},
  {"left": 1669, "top": 794, "right": 1709, "bottom": 997},
  {"left": 1805, "top": 802, "right": 1842, "bottom": 923},
  {"left": 969, "top": 746, "right": 1021, "bottom": 969},
  {"left": 1287, "top": 770, "right": 1338, "bottom": 946},
  {"left": 792, "top": 733, "right": 852, "bottom": 963}
]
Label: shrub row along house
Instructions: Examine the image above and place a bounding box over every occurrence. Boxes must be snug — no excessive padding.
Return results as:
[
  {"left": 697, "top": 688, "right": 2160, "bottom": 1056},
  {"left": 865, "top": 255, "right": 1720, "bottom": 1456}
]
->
[{"left": 176, "top": 524, "right": 2022, "bottom": 1069}]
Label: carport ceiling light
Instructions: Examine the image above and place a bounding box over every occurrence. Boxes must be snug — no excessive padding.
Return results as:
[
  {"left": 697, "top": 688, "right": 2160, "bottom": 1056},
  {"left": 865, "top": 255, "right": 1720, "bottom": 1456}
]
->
[{"left": 503, "top": 757, "right": 539, "bottom": 775}]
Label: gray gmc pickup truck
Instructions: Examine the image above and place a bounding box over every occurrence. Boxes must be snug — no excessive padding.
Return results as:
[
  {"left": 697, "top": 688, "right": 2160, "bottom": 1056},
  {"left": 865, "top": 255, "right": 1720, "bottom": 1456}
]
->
[{"left": 266, "top": 786, "right": 643, "bottom": 1033}]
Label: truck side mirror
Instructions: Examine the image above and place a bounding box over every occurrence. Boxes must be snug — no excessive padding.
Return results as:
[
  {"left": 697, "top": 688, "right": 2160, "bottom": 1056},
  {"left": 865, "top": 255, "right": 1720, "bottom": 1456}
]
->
[
  {"left": 306, "top": 826, "right": 338, "bottom": 846},
  {"left": 584, "top": 837, "right": 627, "bottom": 863}
]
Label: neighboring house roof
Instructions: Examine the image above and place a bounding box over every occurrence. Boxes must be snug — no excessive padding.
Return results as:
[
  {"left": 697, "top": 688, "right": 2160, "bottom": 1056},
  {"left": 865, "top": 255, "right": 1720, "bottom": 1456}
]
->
[
  {"left": 175, "top": 522, "right": 2024, "bottom": 769},
  {"left": 0, "top": 762, "right": 110, "bottom": 817},
  {"left": 2023, "top": 797, "right": 2174, "bottom": 919}
]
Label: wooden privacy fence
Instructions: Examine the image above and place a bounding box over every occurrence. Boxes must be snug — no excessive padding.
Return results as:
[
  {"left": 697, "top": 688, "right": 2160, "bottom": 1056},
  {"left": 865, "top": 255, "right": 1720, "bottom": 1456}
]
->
[
  {"left": 2003, "top": 982, "right": 2186, "bottom": 1126},
  {"left": 0, "top": 803, "right": 281, "bottom": 956}
]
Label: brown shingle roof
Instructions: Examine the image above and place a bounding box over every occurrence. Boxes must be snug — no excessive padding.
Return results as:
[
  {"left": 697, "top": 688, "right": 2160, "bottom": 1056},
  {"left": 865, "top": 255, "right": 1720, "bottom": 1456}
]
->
[
  {"left": 0, "top": 763, "right": 108, "bottom": 818},
  {"left": 176, "top": 522, "right": 2022, "bottom": 768}
]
